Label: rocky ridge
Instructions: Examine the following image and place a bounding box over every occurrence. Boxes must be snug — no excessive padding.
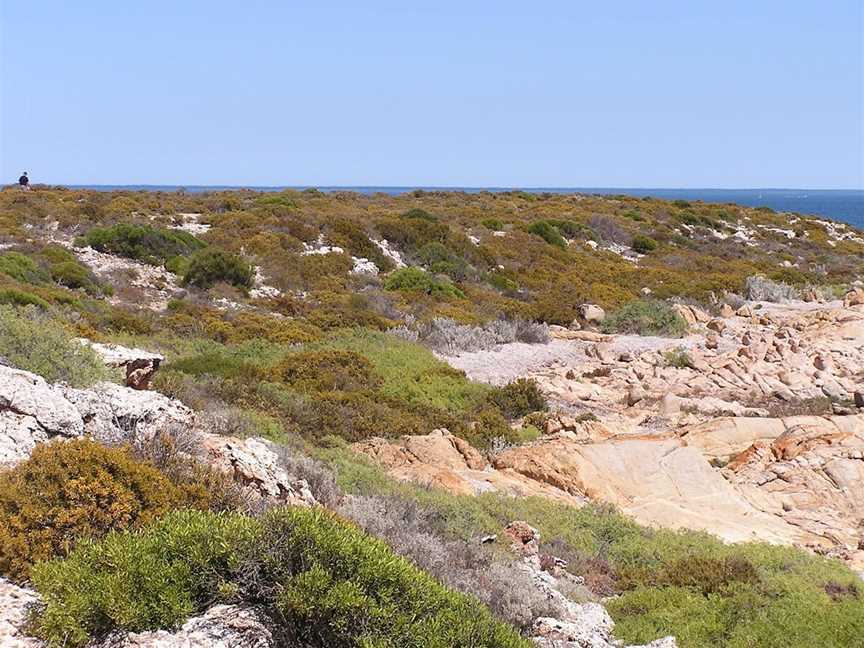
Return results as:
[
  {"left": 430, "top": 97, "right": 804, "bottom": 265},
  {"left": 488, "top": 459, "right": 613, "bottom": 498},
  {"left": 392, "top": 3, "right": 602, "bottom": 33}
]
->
[{"left": 356, "top": 299, "right": 864, "bottom": 573}]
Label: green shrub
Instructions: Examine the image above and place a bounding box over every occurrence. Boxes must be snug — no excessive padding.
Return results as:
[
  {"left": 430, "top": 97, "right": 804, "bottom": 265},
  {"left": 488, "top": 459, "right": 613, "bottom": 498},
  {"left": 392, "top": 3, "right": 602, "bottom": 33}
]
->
[
  {"left": 632, "top": 235, "right": 658, "bottom": 254},
  {"left": 182, "top": 248, "right": 254, "bottom": 291},
  {"left": 485, "top": 271, "right": 519, "bottom": 293},
  {"left": 481, "top": 218, "right": 505, "bottom": 231},
  {"left": 547, "top": 219, "right": 593, "bottom": 240},
  {"left": 79, "top": 223, "right": 204, "bottom": 265},
  {"left": 0, "top": 305, "right": 108, "bottom": 386},
  {"left": 383, "top": 266, "right": 465, "bottom": 299},
  {"left": 0, "top": 288, "right": 50, "bottom": 308},
  {"left": 256, "top": 193, "right": 297, "bottom": 209},
  {"left": 31, "top": 507, "right": 529, "bottom": 648},
  {"left": 274, "top": 350, "right": 381, "bottom": 393},
  {"left": 601, "top": 300, "right": 688, "bottom": 337},
  {"left": 401, "top": 207, "right": 438, "bottom": 222},
  {"left": 418, "top": 242, "right": 472, "bottom": 280},
  {"left": 663, "top": 346, "right": 694, "bottom": 368},
  {"left": 49, "top": 261, "right": 102, "bottom": 295},
  {"left": 30, "top": 509, "right": 259, "bottom": 647},
  {"left": 253, "top": 507, "right": 528, "bottom": 647},
  {"left": 331, "top": 218, "right": 395, "bottom": 271},
  {"left": 0, "top": 251, "right": 49, "bottom": 284},
  {"left": 0, "top": 439, "right": 217, "bottom": 580},
  {"left": 164, "top": 254, "right": 191, "bottom": 276},
  {"left": 487, "top": 378, "right": 547, "bottom": 419},
  {"left": 375, "top": 217, "right": 450, "bottom": 256},
  {"left": 316, "top": 329, "right": 490, "bottom": 415},
  {"left": 527, "top": 220, "right": 566, "bottom": 248}
]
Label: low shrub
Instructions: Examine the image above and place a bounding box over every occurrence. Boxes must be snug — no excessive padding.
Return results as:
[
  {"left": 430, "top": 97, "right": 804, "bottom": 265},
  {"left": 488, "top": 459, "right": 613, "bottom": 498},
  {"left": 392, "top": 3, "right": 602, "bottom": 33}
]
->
[
  {"left": 632, "top": 235, "right": 658, "bottom": 254},
  {"left": 340, "top": 494, "right": 562, "bottom": 631},
  {"left": 182, "top": 248, "right": 254, "bottom": 291},
  {"left": 481, "top": 218, "right": 505, "bottom": 231},
  {"left": 31, "top": 507, "right": 530, "bottom": 648},
  {"left": 487, "top": 378, "right": 548, "bottom": 419},
  {"left": 0, "top": 288, "right": 49, "bottom": 308},
  {"left": 0, "top": 439, "right": 215, "bottom": 580},
  {"left": 49, "top": 261, "right": 103, "bottom": 295},
  {"left": 418, "top": 241, "right": 473, "bottom": 280},
  {"left": 323, "top": 450, "right": 864, "bottom": 648},
  {"left": 30, "top": 509, "right": 259, "bottom": 647},
  {"left": 601, "top": 300, "right": 689, "bottom": 337},
  {"left": 273, "top": 349, "right": 381, "bottom": 393},
  {"left": 330, "top": 218, "right": 395, "bottom": 271},
  {"left": 375, "top": 217, "right": 450, "bottom": 256},
  {"left": 402, "top": 317, "right": 549, "bottom": 356},
  {"left": 0, "top": 251, "right": 49, "bottom": 284},
  {"left": 245, "top": 507, "right": 529, "bottom": 647},
  {"left": 0, "top": 305, "right": 109, "bottom": 386},
  {"left": 663, "top": 346, "right": 694, "bottom": 369},
  {"left": 527, "top": 220, "right": 566, "bottom": 248},
  {"left": 401, "top": 207, "right": 439, "bottom": 222},
  {"left": 78, "top": 223, "right": 204, "bottom": 264},
  {"left": 744, "top": 275, "right": 801, "bottom": 302},
  {"left": 547, "top": 219, "right": 593, "bottom": 240},
  {"left": 383, "top": 266, "right": 465, "bottom": 299}
]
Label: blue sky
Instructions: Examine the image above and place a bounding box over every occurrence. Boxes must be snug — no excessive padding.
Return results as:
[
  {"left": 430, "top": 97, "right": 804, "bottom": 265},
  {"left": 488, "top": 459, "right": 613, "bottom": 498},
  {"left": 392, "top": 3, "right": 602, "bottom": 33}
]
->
[{"left": 1, "top": 1, "right": 861, "bottom": 188}]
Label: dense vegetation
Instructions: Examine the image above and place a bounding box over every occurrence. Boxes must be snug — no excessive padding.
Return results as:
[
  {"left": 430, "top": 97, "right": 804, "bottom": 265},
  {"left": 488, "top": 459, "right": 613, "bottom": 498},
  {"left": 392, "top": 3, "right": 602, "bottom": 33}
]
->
[
  {"left": 1, "top": 187, "right": 863, "bottom": 647},
  {"left": 0, "top": 305, "right": 108, "bottom": 386},
  {"left": 0, "top": 437, "right": 236, "bottom": 580},
  {"left": 31, "top": 507, "right": 529, "bottom": 648}
]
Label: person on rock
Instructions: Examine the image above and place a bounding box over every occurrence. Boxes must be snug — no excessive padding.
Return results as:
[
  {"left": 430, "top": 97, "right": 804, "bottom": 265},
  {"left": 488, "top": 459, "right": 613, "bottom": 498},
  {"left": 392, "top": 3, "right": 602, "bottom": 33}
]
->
[{"left": 18, "top": 172, "right": 30, "bottom": 191}]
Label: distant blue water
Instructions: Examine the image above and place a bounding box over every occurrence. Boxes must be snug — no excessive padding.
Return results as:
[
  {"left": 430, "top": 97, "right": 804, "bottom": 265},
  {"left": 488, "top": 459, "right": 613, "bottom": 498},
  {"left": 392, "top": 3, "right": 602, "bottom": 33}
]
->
[{"left": 70, "top": 185, "right": 864, "bottom": 229}]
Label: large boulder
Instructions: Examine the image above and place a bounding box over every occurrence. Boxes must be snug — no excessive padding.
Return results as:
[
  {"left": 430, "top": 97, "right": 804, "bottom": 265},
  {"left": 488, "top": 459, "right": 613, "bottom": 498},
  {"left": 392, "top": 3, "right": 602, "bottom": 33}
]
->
[
  {"left": 844, "top": 287, "right": 864, "bottom": 308},
  {"left": 200, "top": 435, "right": 317, "bottom": 506},
  {"left": 579, "top": 304, "right": 606, "bottom": 325}
]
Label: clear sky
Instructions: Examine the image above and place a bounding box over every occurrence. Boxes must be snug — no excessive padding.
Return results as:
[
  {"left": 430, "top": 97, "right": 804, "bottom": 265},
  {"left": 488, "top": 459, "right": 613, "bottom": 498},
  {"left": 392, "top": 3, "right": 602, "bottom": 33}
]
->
[{"left": 1, "top": 1, "right": 862, "bottom": 188}]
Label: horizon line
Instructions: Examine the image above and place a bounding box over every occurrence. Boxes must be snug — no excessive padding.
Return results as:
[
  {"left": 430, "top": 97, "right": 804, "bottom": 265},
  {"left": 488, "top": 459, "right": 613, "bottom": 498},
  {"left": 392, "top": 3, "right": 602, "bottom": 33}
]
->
[{"left": 55, "top": 184, "right": 864, "bottom": 193}]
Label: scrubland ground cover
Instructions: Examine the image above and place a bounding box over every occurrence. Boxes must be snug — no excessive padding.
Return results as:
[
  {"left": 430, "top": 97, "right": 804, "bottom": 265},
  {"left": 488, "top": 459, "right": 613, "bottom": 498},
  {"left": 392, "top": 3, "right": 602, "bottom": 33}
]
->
[{"left": 1, "top": 187, "right": 863, "bottom": 647}]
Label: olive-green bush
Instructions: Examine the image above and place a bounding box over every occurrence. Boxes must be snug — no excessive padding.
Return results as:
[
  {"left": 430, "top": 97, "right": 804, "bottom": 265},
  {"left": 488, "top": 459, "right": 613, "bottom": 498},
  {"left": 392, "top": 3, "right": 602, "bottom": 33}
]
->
[
  {"left": 78, "top": 223, "right": 204, "bottom": 264},
  {"left": 383, "top": 267, "right": 465, "bottom": 299},
  {"left": 487, "top": 378, "right": 548, "bottom": 419},
  {"left": 182, "top": 248, "right": 254, "bottom": 291},
  {"left": 527, "top": 220, "right": 566, "bottom": 248}
]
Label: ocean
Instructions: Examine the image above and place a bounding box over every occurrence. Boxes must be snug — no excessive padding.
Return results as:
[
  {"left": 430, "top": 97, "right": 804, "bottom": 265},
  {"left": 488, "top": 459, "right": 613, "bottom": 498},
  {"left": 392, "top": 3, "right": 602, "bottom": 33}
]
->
[{"left": 71, "top": 186, "right": 864, "bottom": 229}]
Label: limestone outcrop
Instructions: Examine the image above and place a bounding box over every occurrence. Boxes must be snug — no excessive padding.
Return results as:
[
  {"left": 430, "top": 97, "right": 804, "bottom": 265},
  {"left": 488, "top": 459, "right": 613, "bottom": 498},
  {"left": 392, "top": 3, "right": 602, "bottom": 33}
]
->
[
  {"left": 0, "top": 364, "right": 315, "bottom": 508},
  {"left": 201, "top": 435, "right": 317, "bottom": 506},
  {"left": 104, "top": 605, "right": 275, "bottom": 648}
]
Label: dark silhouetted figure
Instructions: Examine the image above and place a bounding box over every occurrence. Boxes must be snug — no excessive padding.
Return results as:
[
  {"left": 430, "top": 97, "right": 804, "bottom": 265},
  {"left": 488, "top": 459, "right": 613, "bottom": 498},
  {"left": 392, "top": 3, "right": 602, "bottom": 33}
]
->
[{"left": 18, "top": 172, "right": 30, "bottom": 190}]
